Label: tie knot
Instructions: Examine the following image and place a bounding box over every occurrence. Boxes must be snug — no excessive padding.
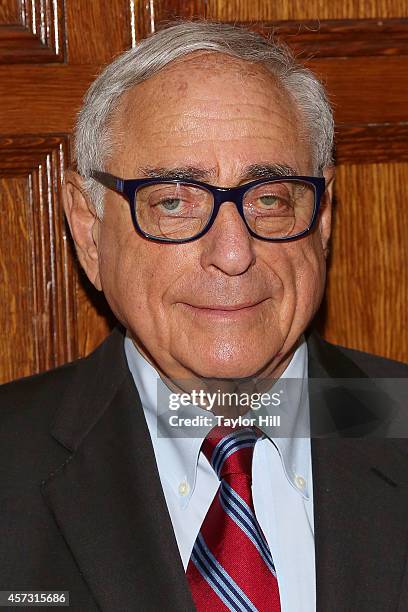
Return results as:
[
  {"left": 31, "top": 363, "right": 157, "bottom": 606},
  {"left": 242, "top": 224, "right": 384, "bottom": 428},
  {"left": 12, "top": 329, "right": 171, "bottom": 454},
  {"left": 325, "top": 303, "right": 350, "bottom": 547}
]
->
[{"left": 202, "top": 426, "right": 258, "bottom": 480}]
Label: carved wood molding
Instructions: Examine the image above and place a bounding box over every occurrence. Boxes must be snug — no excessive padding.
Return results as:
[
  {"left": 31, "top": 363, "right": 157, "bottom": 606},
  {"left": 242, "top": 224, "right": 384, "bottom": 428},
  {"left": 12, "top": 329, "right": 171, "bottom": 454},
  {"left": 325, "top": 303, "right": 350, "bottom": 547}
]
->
[
  {"left": 0, "top": 0, "right": 65, "bottom": 63},
  {"left": 336, "top": 124, "right": 408, "bottom": 163},
  {"left": 0, "top": 134, "right": 77, "bottom": 372},
  {"left": 246, "top": 18, "right": 408, "bottom": 58},
  {"left": 133, "top": 0, "right": 207, "bottom": 41}
]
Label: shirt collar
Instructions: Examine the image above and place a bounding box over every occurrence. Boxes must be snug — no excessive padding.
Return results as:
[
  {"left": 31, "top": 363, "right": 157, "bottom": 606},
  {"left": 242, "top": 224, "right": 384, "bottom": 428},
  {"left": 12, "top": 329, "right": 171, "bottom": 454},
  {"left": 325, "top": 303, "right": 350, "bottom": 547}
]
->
[{"left": 124, "top": 332, "right": 311, "bottom": 507}]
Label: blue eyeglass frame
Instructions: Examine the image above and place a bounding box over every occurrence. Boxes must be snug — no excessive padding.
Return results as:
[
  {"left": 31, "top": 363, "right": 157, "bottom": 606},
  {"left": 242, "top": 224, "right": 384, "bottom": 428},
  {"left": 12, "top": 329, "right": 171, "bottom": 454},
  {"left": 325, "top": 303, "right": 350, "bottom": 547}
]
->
[{"left": 90, "top": 170, "right": 326, "bottom": 244}]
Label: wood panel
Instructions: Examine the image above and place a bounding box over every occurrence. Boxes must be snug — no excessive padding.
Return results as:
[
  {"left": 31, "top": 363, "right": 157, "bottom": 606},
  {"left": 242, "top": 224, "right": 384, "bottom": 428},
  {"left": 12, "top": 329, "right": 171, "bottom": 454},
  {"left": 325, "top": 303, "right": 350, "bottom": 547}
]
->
[
  {"left": 135, "top": 0, "right": 408, "bottom": 26},
  {"left": 140, "top": 0, "right": 408, "bottom": 41},
  {"left": 0, "top": 0, "right": 65, "bottom": 63},
  {"left": 336, "top": 125, "right": 408, "bottom": 164},
  {"left": 0, "top": 175, "right": 35, "bottom": 381},
  {"left": 243, "top": 18, "right": 408, "bottom": 58},
  {"left": 306, "top": 56, "right": 408, "bottom": 125},
  {"left": 0, "top": 135, "right": 76, "bottom": 383},
  {"left": 0, "top": 0, "right": 20, "bottom": 23},
  {"left": 0, "top": 1, "right": 134, "bottom": 384},
  {"left": 320, "top": 161, "right": 408, "bottom": 362},
  {"left": 134, "top": 0, "right": 206, "bottom": 40},
  {"left": 0, "top": 65, "right": 101, "bottom": 133},
  {"left": 204, "top": 0, "right": 408, "bottom": 20},
  {"left": 65, "top": 1, "right": 132, "bottom": 63}
]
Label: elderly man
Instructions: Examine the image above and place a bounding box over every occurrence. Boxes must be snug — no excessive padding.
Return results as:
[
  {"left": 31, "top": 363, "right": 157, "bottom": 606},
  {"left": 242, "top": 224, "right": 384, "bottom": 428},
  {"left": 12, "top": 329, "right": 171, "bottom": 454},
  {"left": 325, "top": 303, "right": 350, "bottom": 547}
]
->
[{"left": 1, "top": 20, "right": 407, "bottom": 612}]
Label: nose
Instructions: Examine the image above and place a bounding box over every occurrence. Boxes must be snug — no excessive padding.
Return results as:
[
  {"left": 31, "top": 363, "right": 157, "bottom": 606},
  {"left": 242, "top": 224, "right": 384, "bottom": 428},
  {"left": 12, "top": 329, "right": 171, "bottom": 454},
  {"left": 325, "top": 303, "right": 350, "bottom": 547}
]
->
[{"left": 200, "top": 201, "right": 256, "bottom": 276}]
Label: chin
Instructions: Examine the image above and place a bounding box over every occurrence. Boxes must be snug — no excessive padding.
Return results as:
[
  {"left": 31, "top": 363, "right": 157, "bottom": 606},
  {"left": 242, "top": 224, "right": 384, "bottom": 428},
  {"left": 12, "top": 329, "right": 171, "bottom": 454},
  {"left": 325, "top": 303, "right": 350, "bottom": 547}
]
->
[
  {"left": 177, "top": 333, "right": 284, "bottom": 380},
  {"left": 189, "top": 355, "right": 268, "bottom": 380}
]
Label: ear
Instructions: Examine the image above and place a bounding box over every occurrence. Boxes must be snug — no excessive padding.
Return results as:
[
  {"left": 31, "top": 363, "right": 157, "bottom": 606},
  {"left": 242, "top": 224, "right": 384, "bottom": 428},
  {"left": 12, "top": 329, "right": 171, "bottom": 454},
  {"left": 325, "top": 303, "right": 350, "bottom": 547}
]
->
[
  {"left": 62, "top": 170, "right": 102, "bottom": 290},
  {"left": 318, "top": 165, "right": 335, "bottom": 258}
]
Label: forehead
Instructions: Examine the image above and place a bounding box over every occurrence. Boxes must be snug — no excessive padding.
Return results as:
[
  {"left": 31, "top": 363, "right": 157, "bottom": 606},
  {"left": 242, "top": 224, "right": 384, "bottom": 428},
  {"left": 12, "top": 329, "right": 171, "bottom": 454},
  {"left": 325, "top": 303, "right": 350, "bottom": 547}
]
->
[{"left": 108, "top": 53, "right": 311, "bottom": 176}]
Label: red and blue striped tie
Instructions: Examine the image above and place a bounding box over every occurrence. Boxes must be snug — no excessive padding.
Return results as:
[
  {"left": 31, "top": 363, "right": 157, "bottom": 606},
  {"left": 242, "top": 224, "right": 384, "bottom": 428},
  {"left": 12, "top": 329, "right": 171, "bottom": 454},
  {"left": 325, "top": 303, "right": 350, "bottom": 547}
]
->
[{"left": 187, "top": 426, "right": 281, "bottom": 611}]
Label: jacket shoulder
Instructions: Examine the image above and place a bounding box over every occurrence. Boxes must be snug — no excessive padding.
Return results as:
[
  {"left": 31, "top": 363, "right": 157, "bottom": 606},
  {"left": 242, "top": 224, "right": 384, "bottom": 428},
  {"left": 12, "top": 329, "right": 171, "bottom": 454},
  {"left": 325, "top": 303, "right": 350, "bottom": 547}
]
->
[
  {"left": 306, "top": 328, "right": 408, "bottom": 379},
  {"left": 0, "top": 327, "right": 125, "bottom": 421},
  {"left": 0, "top": 326, "right": 126, "bottom": 484},
  {"left": 328, "top": 341, "right": 408, "bottom": 378},
  {"left": 0, "top": 359, "right": 84, "bottom": 438},
  {"left": 0, "top": 361, "right": 85, "bottom": 484}
]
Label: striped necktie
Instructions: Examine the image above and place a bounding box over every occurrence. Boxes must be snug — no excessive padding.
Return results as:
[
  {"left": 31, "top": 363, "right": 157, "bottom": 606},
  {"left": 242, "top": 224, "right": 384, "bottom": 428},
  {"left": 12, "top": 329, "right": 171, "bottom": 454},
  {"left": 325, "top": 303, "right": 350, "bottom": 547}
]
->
[{"left": 186, "top": 426, "right": 281, "bottom": 611}]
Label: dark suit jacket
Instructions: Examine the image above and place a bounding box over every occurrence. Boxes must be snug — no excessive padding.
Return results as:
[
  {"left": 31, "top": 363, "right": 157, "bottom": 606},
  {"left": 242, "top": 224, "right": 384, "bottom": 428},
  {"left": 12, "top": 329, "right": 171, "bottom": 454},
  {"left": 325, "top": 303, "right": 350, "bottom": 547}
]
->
[{"left": 1, "top": 326, "right": 408, "bottom": 612}]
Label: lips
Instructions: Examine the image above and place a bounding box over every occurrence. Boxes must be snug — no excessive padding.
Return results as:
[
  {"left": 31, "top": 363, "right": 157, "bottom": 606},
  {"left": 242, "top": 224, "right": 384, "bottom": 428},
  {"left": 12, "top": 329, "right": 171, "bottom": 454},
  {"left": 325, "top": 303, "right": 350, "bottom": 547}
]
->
[
  {"left": 178, "top": 299, "right": 268, "bottom": 318},
  {"left": 186, "top": 301, "right": 263, "bottom": 311}
]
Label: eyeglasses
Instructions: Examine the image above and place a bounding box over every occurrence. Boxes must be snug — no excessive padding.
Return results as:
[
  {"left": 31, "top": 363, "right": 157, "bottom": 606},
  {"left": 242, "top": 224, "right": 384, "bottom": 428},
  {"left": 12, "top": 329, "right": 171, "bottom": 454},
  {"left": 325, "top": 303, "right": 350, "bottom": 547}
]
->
[{"left": 90, "top": 170, "right": 326, "bottom": 243}]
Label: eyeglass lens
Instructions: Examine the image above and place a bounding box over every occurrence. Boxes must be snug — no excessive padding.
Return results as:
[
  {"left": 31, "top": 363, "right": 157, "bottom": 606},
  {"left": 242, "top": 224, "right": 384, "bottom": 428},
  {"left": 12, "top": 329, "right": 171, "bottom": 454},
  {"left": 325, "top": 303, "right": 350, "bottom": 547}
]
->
[{"left": 135, "top": 180, "right": 316, "bottom": 241}]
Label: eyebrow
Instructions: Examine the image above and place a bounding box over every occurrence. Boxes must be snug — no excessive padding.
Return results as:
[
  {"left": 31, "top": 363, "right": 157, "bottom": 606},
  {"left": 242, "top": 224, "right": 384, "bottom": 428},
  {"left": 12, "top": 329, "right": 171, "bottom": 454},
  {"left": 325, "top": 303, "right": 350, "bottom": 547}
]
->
[
  {"left": 242, "top": 163, "right": 297, "bottom": 180},
  {"left": 139, "top": 165, "right": 215, "bottom": 181},
  {"left": 137, "top": 163, "right": 298, "bottom": 183}
]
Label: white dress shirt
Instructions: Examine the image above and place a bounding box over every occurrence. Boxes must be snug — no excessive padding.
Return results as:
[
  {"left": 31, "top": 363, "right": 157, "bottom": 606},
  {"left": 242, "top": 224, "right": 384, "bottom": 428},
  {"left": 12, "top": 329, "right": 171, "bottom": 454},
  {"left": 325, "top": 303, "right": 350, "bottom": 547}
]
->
[{"left": 125, "top": 334, "right": 315, "bottom": 612}]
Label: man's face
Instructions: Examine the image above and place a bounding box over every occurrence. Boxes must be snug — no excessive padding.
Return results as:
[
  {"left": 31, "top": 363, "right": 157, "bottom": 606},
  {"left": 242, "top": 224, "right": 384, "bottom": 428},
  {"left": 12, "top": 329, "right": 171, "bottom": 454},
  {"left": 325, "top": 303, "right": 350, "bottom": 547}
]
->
[{"left": 80, "top": 54, "right": 332, "bottom": 381}]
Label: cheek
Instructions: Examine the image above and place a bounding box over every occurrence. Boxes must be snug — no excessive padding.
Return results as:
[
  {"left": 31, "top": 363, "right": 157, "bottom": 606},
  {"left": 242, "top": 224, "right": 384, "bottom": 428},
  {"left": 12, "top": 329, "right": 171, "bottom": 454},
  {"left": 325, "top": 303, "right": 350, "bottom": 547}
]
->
[
  {"left": 99, "top": 241, "right": 162, "bottom": 337},
  {"left": 98, "top": 230, "right": 188, "bottom": 349},
  {"left": 97, "top": 211, "right": 152, "bottom": 317},
  {"left": 293, "top": 237, "right": 327, "bottom": 309}
]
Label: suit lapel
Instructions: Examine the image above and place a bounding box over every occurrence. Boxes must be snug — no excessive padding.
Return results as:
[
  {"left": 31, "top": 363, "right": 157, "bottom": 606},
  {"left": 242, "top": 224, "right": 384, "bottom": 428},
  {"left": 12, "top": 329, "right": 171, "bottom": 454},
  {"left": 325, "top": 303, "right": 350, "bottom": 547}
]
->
[
  {"left": 41, "top": 327, "right": 195, "bottom": 612},
  {"left": 308, "top": 332, "right": 408, "bottom": 611}
]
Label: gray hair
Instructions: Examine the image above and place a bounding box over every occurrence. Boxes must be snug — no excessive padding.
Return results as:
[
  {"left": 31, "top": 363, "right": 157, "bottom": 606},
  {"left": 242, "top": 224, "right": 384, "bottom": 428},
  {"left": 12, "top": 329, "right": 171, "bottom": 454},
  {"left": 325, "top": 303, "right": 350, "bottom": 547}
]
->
[{"left": 75, "top": 20, "right": 334, "bottom": 218}]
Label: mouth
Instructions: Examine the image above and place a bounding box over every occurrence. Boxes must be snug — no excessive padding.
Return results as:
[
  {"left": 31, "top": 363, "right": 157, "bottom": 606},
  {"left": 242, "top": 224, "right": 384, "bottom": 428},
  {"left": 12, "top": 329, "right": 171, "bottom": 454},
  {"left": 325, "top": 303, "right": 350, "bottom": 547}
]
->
[{"left": 178, "top": 299, "right": 267, "bottom": 319}]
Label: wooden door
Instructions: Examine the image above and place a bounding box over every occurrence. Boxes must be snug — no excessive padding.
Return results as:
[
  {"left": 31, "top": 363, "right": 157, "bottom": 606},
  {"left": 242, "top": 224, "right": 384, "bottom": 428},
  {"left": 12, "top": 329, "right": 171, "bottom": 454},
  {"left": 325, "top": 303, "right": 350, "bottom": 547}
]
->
[{"left": 1, "top": 0, "right": 407, "bottom": 384}]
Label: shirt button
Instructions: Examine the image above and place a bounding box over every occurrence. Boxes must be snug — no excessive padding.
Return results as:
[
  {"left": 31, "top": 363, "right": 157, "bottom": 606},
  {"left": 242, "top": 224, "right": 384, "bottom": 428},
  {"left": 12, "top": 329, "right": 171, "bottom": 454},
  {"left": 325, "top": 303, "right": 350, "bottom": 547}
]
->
[
  {"left": 178, "top": 481, "right": 190, "bottom": 496},
  {"left": 295, "top": 475, "right": 306, "bottom": 490}
]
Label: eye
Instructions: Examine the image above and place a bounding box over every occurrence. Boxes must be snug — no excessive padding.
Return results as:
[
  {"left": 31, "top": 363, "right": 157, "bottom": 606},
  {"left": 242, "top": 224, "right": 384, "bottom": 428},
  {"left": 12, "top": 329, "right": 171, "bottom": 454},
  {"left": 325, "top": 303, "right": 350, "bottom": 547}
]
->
[
  {"left": 259, "top": 195, "right": 280, "bottom": 207},
  {"left": 159, "top": 198, "right": 182, "bottom": 211}
]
